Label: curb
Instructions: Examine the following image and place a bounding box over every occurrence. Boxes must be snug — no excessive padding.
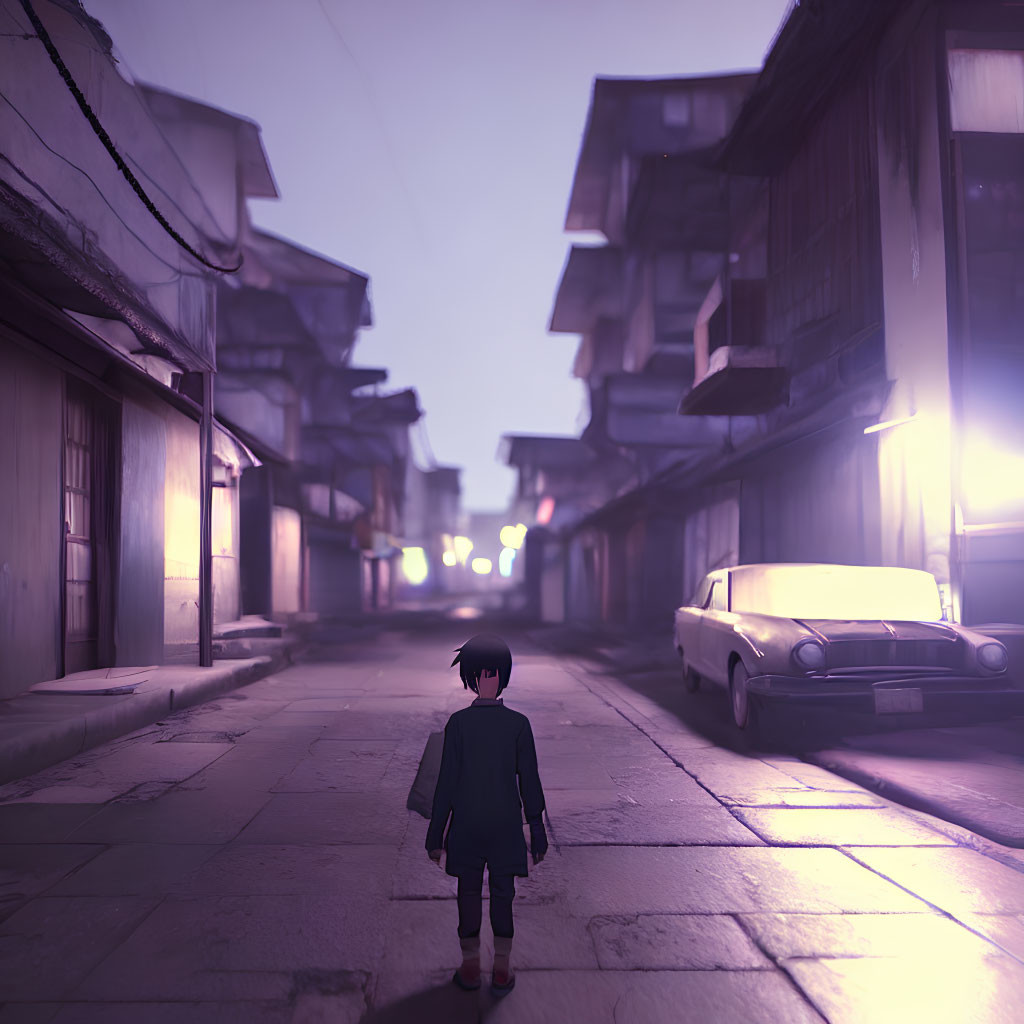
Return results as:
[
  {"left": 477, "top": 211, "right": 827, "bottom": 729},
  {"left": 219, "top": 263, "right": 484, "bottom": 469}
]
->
[
  {"left": 0, "top": 640, "right": 301, "bottom": 786},
  {"left": 803, "top": 749, "right": 1024, "bottom": 849}
]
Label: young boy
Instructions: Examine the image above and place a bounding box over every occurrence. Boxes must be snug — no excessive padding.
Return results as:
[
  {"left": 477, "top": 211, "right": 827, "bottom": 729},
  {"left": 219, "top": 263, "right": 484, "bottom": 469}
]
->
[{"left": 426, "top": 633, "right": 548, "bottom": 996}]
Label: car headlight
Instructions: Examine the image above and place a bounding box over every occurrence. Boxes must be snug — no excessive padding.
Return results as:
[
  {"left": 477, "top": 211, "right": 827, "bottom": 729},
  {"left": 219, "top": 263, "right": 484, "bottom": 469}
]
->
[
  {"left": 792, "top": 638, "right": 826, "bottom": 670},
  {"left": 977, "top": 642, "right": 1008, "bottom": 673}
]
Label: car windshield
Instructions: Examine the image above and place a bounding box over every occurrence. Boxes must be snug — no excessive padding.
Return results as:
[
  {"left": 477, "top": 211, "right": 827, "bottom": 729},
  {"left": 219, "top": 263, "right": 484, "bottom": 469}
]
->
[{"left": 729, "top": 564, "right": 944, "bottom": 621}]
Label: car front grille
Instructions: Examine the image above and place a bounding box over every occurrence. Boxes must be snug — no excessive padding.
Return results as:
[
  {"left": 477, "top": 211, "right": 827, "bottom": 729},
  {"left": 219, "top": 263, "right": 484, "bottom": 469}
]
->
[{"left": 825, "top": 640, "right": 962, "bottom": 671}]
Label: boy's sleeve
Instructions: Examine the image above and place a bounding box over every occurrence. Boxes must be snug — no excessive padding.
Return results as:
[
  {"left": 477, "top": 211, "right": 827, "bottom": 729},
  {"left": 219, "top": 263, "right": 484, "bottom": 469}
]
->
[
  {"left": 516, "top": 717, "right": 546, "bottom": 825},
  {"left": 425, "top": 718, "right": 458, "bottom": 852}
]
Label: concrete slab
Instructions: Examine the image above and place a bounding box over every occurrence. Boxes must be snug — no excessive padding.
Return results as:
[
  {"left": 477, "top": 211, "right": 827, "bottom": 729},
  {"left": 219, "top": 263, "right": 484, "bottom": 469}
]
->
[
  {"left": 738, "top": 911, "right": 1003, "bottom": 958},
  {"left": 719, "top": 789, "right": 885, "bottom": 808},
  {"left": 166, "top": 843, "right": 397, "bottom": 896},
  {"left": 785, "top": 954, "right": 1024, "bottom": 1024},
  {"left": 73, "top": 894, "right": 380, "bottom": 1002},
  {"left": 732, "top": 807, "right": 954, "bottom": 846},
  {"left": 534, "top": 754, "right": 617, "bottom": 791},
  {"left": 808, "top": 746, "right": 1024, "bottom": 847},
  {"left": 320, "top": 712, "right": 448, "bottom": 741},
  {"left": 47, "top": 843, "right": 220, "bottom": 897},
  {"left": 551, "top": 800, "right": 764, "bottom": 846},
  {"left": 0, "top": 844, "right": 104, "bottom": 920},
  {"left": 958, "top": 912, "right": 1024, "bottom": 960},
  {"left": 0, "top": 803, "right": 102, "bottom": 843},
  {"left": 41, "top": 1001, "right": 321, "bottom": 1024},
  {"left": 389, "top": 819, "right": 459, "bottom": 900},
  {"left": 0, "top": 1004, "right": 60, "bottom": 1023},
  {"left": 845, "top": 847, "right": 1024, "bottom": 915},
  {"left": 268, "top": 753, "right": 391, "bottom": 790},
  {"left": 29, "top": 666, "right": 156, "bottom": 697},
  {"left": 380, "top": 899, "right": 598, "bottom": 975},
  {"left": 763, "top": 758, "right": 867, "bottom": 791},
  {"left": 674, "top": 753, "right": 816, "bottom": 800},
  {"left": 65, "top": 788, "right": 273, "bottom": 845},
  {"left": 521, "top": 847, "right": 931, "bottom": 916},
  {"left": 589, "top": 913, "right": 771, "bottom": 970},
  {"left": 0, "top": 896, "right": 159, "bottom": 1000},
  {"left": 373, "top": 969, "right": 824, "bottom": 1024},
  {"left": 233, "top": 792, "right": 406, "bottom": 845}
]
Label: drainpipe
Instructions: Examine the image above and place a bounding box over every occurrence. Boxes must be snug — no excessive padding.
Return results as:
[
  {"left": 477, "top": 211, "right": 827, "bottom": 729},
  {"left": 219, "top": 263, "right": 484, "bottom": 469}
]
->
[{"left": 199, "top": 370, "right": 214, "bottom": 667}]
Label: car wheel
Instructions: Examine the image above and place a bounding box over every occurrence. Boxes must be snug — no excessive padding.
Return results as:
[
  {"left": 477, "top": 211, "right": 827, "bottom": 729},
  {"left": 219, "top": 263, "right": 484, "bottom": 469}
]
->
[
  {"left": 681, "top": 651, "right": 700, "bottom": 693},
  {"left": 730, "top": 660, "right": 750, "bottom": 730}
]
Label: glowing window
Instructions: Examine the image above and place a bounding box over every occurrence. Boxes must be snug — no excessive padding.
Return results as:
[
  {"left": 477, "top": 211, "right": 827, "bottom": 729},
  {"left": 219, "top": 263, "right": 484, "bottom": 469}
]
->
[
  {"left": 498, "top": 547, "right": 516, "bottom": 577},
  {"left": 401, "top": 547, "right": 428, "bottom": 585}
]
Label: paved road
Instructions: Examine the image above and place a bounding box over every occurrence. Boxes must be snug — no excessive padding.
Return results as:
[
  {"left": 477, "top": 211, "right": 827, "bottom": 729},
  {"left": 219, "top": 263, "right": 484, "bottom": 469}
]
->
[{"left": 2, "top": 613, "right": 1024, "bottom": 1023}]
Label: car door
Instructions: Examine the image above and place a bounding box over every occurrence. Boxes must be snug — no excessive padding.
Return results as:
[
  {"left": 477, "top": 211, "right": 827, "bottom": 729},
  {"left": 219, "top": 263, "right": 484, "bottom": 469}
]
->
[
  {"left": 677, "top": 573, "right": 711, "bottom": 659},
  {"left": 695, "top": 571, "right": 728, "bottom": 681}
]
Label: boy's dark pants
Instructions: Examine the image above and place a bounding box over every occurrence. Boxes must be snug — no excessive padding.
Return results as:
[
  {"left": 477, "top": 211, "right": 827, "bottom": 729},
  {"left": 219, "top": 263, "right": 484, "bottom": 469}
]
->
[{"left": 457, "top": 868, "right": 515, "bottom": 939}]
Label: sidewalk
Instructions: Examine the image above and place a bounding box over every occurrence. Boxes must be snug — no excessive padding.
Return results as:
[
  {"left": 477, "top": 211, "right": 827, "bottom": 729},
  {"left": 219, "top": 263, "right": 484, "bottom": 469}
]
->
[
  {"left": 0, "top": 622, "right": 304, "bottom": 786},
  {"left": 526, "top": 620, "right": 1024, "bottom": 850}
]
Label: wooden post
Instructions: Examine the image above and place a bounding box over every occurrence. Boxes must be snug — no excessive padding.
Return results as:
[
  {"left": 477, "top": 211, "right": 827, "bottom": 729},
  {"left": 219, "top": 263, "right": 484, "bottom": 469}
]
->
[{"left": 199, "top": 371, "right": 214, "bottom": 667}]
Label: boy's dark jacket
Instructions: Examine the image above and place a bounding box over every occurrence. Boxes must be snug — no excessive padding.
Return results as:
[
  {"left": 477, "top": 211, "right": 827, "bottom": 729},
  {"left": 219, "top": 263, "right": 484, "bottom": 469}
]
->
[{"left": 425, "top": 698, "right": 546, "bottom": 877}]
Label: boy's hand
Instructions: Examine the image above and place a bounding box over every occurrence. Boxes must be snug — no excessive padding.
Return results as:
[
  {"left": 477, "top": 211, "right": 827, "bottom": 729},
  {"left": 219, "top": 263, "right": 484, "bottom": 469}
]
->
[
  {"left": 529, "top": 822, "right": 548, "bottom": 864},
  {"left": 428, "top": 849, "right": 443, "bottom": 869}
]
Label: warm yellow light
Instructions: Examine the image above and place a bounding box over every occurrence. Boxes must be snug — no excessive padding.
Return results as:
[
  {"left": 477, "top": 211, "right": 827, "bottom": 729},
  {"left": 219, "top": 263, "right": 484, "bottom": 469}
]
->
[
  {"left": 442, "top": 550, "right": 457, "bottom": 567},
  {"left": 401, "top": 546, "right": 429, "bottom": 585},
  {"left": 441, "top": 533, "right": 454, "bottom": 552},
  {"left": 730, "top": 564, "right": 943, "bottom": 621},
  {"left": 499, "top": 523, "right": 528, "bottom": 550},
  {"left": 471, "top": 557, "right": 492, "bottom": 575},
  {"left": 453, "top": 535, "right": 473, "bottom": 565},
  {"left": 863, "top": 413, "right": 918, "bottom": 435},
  {"left": 961, "top": 433, "right": 1024, "bottom": 519}
]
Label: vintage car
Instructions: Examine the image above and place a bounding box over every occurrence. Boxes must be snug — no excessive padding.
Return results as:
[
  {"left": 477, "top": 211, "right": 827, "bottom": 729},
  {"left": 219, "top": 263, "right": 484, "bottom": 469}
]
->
[{"left": 674, "top": 563, "right": 1013, "bottom": 730}]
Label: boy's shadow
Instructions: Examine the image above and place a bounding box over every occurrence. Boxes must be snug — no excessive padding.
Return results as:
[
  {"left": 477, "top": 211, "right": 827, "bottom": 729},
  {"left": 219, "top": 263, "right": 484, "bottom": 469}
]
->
[{"left": 359, "top": 980, "right": 498, "bottom": 1024}]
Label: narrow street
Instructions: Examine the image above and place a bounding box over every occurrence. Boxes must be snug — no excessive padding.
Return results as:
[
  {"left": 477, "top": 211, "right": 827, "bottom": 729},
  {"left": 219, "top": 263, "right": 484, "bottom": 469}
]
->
[{"left": 3, "top": 613, "right": 1024, "bottom": 1023}]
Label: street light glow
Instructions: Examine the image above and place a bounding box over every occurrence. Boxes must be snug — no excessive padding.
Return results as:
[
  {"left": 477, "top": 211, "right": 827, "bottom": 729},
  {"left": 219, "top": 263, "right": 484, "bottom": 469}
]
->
[
  {"left": 471, "top": 557, "right": 492, "bottom": 575},
  {"left": 499, "top": 523, "right": 528, "bottom": 550},
  {"left": 442, "top": 550, "right": 457, "bottom": 567},
  {"left": 401, "top": 546, "right": 428, "bottom": 585},
  {"left": 453, "top": 536, "right": 473, "bottom": 564}
]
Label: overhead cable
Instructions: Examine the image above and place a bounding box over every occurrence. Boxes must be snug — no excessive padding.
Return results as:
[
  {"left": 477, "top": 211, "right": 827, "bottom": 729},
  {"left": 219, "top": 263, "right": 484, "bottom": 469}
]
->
[{"left": 17, "top": 0, "right": 242, "bottom": 273}]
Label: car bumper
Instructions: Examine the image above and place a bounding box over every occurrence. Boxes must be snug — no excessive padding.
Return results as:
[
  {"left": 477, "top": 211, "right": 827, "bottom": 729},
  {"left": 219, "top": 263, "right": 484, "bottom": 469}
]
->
[{"left": 747, "top": 673, "right": 1024, "bottom": 714}]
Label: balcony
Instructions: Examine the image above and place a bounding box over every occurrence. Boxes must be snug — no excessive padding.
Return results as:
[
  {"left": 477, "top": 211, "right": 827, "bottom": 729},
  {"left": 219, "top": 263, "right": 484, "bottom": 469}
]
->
[{"left": 680, "top": 345, "right": 788, "bottom": 415}]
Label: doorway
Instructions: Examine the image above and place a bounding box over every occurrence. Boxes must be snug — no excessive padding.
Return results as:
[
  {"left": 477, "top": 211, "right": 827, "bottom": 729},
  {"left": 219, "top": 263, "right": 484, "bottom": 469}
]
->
[{"left": 63, "top": 376, "right": 118, "bottom": 675}]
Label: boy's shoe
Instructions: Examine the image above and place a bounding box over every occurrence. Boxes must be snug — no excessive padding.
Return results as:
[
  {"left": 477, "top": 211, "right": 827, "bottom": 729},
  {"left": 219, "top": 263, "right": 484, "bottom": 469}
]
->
[
  {"left": 453, "top": 966, "right": 481, "bottom": 991},
  {"left": 490, "top": 966, "right": 516, "bottom": 997},
  {"left": 453, "top": 935, "right": 481, "bottom": 991},
  {"left": 491, "top": 935, "right": 515, "bottom": 997}
]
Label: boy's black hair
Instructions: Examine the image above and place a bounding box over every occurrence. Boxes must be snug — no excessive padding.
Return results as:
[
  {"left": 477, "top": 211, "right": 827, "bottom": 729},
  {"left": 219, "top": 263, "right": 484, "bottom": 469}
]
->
[{"left": 451, "top": 633, "right": 513, "bottom": 695}]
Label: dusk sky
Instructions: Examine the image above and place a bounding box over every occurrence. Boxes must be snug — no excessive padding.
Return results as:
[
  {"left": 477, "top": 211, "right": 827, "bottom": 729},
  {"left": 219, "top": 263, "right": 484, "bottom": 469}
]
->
[{"left": 84, "top": 0, "right": 792, "bottom": 512}]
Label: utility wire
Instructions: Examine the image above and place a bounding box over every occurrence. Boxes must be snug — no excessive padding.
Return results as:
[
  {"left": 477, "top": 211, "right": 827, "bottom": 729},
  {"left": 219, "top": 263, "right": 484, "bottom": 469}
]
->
[{"left": 17, "top": 0, "right": 241, "bottom": 273}]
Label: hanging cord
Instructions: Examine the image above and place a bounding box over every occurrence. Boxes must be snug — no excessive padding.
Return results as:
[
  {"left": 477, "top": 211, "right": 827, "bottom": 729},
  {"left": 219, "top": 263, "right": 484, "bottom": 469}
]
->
[{"left": 17, "top": 0, "right": 242, "bottom": 273}]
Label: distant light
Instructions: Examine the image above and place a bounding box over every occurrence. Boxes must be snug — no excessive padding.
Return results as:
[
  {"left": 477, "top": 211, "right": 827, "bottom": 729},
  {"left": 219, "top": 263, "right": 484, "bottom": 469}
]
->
[
  {"left": 441, "top": 533, "right": 454, "bottom": 553},
  {"left": 401, "top": 546, "right": 429, "bottom": 585},
  {"left": 442, "top": 550, "right": 457, "bottom": 567},
  {"left": 536, "top": 497, "right": 555, "bottom": 525},
  {"left": 498, "top": 547, "right": 516, "bottom": 577},
  {"left": 451, "top": 605, "right": 483, "bottom": 620},
  {"left": 499, "top": 523, "right": 528, "bottom": 550},
  {"left": 864, "top": 413, "right": 919, "bottom": 435},
  {"left": 453, "top": 535, "right": 473, "bottom": 565},
  {"left": 471, "top": 557, "right": 492, "bottom": 575}
]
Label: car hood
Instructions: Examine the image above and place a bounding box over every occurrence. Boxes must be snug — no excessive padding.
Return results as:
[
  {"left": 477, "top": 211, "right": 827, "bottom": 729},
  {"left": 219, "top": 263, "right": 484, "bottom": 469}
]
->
[{"left": 796, "top": 619, "right": 960, "bottom": 642}]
